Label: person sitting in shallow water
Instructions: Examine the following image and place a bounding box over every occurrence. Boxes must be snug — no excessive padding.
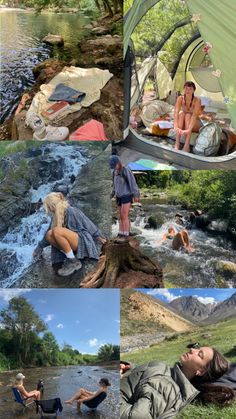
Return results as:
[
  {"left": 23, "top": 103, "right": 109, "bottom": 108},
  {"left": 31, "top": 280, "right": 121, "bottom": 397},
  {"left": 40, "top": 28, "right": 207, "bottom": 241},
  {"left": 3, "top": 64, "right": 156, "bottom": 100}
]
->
[
  {"left": 120, "top": 347, "right": 235, "bottom": 418},
  {"left": 65, "top": 378, "right": 111, "bottom": 410},
  {"left": 162, "top": 226, "right": 193, "bottom": 252},
  {"left": 33, "top": 192, "right": 107, "bottom": 277},
  {"left": 14, "top": 373, "right": 41, "bottom": 401}
]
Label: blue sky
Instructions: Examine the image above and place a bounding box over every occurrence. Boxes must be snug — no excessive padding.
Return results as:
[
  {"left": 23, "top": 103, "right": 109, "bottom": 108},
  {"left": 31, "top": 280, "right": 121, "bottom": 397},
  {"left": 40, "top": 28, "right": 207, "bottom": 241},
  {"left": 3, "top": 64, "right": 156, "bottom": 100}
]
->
[
  {"left": 141, "top": 288, "right": 236, "bottom": 305},
  {"left": 0, "top": 289, "right": 120, "bottom": 354}
]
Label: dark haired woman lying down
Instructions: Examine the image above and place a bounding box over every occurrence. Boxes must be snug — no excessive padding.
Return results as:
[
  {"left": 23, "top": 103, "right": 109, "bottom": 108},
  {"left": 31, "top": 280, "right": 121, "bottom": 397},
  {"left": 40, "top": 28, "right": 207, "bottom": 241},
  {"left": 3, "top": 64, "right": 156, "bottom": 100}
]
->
[{"left": 120, "top": 346, "right": 235, "bottom": 418}]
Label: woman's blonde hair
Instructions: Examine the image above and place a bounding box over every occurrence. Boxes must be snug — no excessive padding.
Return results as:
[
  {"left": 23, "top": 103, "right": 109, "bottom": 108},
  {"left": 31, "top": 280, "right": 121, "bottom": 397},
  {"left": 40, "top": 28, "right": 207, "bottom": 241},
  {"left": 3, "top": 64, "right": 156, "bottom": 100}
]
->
[{"left": 43, "top": 192, "right": 69, "bottom": 228}]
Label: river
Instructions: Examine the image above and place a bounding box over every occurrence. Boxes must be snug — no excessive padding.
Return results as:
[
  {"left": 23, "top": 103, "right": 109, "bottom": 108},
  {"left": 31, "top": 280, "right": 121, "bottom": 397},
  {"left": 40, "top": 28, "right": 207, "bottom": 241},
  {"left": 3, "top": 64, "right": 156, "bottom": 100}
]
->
[
  {"left": 0, "top": 365, "right": 119, "bottom": 418},
  {"left": 112, "top": 197, "right": 236, "bottom": 288},
  {"left": 0, "top": 9, "right": 92, "bottom": 123}
]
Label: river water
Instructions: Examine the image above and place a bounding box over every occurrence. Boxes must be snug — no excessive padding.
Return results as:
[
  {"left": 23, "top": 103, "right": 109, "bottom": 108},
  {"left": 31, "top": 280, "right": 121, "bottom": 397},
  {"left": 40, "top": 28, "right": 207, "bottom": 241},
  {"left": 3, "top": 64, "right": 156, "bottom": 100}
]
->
[
  {"left": 0, "top": 365, "right": 119, "bottom": 418},
  {"left": 112, "top": 198, "right": 236, "bottom": 288},
  {"left": 0, "top": 9, "right": 91, "bottom": 123},
  {"left": 0, "top": 143, "right": 88, "bottom": 287}
]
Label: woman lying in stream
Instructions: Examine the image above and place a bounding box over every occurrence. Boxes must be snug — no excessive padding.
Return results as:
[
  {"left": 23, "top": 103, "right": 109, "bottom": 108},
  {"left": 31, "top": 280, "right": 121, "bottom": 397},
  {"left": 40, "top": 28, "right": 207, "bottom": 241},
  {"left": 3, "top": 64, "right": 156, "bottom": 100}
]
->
[
  {"left": 65, "top": 377, "right": 111, "bottom": 410},
  {"left": 162, "top": 225, "right": 193, "bottom": 252},
  {"left": 14, "top": 373, "right": 41, "bottom": 401},
  {"left": 33, "top": 192, "right": 107, "bottom": 277},
  {"left": 120, "top": 347, "right": 236, "bottom": 418}
]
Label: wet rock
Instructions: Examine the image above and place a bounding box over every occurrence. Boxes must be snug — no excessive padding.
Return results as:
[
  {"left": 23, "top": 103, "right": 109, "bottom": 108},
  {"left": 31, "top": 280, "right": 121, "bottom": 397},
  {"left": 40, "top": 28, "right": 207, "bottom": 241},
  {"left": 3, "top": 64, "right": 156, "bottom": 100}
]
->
[
  {"left": 0, "top": 249, "right": 18, "bottom": 281},
  {"left": 195, "top": 214, "right": 210, "bottom": 229},
  {"left": 216, "top": 260, "right": 236, "bottom": 277},
  {"left": 145, "top": 215, "right": 163, "bottom": 230},
  {"left": 42, "top": 34, "right": 64, "bottom": 46}
]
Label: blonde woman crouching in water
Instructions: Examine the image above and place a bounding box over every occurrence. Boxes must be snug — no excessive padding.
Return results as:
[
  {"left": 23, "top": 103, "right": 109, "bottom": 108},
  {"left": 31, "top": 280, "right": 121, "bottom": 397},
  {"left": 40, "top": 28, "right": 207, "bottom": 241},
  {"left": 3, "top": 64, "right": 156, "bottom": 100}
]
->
[
  {"left": 33, "top": 192, "right": 107, "bottom": 277},
  {"left": 14, "top": 373, "right": 40, "bottom": 401}
]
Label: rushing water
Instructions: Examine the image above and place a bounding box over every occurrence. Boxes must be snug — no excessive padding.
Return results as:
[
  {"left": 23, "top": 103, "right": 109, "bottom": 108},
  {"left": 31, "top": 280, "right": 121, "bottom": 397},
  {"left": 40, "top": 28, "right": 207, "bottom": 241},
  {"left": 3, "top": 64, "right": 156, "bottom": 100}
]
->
[
  {"left": 0, "top": 9, "right": 91, "bottom": 123},
  {"left": 112, "top": 199, "right": 236, "bottom": 287},
  {"left": 0, "top": 143, "right": 88, "bottom": 287},
  {"left": 0, "top": 365, "right": 119, "bottom": 418}
]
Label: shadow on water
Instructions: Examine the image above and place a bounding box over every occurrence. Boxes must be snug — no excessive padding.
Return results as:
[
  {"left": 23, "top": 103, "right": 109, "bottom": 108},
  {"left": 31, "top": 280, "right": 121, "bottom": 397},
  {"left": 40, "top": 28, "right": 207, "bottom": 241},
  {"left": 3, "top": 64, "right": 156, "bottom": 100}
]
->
[
  {"left": 0, "top": 10, "right": 92, "bottom": 123},
  {"left": 0, "top": 365, "right": 119, "bottom": 418}
]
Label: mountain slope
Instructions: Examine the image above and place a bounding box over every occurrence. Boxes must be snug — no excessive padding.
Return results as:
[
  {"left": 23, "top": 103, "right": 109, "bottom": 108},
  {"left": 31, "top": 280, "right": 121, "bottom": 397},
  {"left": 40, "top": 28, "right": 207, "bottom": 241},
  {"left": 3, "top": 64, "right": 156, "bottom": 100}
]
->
[
  {"left": 120, "top": 290, "right": 194, "bottom": 336},
  {"left": 169, "top": 296, "right": 213, "bottom": 322},
  {"left": 209, "top": 292, "right": 236, "bottom": 322}
]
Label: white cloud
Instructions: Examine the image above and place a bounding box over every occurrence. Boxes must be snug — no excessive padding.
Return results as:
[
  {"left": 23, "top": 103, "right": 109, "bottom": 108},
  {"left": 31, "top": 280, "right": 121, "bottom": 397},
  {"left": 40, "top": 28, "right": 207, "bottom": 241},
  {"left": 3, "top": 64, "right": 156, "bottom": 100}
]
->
[
  {"left": 194, "top": 296, "right": 217, "bottom": 305},
  {"left": 56, "top": 323, "right": 64, "bottom": 329},
  {"left": 147, "top": 289, "right": 181, "bottom": 302},
  {"left": 0, "top": 322, "right": 5, "bottom": 329},
  {"left": 45, "top": 314, "right": 54, "bottom": 322},
  {"left": 89, "top": 338, "right": 98, "bottom": 347},
  {"left": 0, "top": 289, "right": 31, "bottom": 302},
  {"left": 115, "top": 319, "right": 120, "bottom": 324}
]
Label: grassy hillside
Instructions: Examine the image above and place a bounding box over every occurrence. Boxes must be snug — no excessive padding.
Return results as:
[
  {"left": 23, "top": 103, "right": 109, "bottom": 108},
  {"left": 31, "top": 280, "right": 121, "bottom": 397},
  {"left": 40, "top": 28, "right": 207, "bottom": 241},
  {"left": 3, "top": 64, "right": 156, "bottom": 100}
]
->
[
  {"left": 120, "top": 290, "right": 193, "bottom": 336},
  {"left": 121, "top": 318, "right": 236, "bottom": 418}
]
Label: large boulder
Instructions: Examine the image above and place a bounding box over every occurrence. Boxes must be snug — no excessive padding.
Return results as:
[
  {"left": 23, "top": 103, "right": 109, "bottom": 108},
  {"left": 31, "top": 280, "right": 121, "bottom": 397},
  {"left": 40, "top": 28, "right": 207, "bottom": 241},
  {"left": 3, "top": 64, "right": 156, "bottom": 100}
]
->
[
  {"left": 216, "top": 260, "right": 236, "bottom": 278},
  {"left": 42, "top": 34, "right": 64, "bottom": 46}
]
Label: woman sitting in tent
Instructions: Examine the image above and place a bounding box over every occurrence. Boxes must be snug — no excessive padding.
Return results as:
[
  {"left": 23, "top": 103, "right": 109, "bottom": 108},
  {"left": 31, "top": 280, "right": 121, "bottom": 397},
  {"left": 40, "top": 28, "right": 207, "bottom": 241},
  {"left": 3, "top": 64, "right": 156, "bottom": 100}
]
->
[
  {"left": 33, "top": 192, "right": 107, "bottom": 277},
  {"left": 120, "top": 346, "right": 235, "bottom": 418},
  {"left": 162, "top": 225, "right": 193, "bottom": 252},
  {"left": 174, "top": 81, "right": 202, "bottom": 153},
  {"left": 65, "top": 378, "right": 111, "bottom": 410},
  {"left": 14, "top": 373, "right": 41, "bottom": 401}
]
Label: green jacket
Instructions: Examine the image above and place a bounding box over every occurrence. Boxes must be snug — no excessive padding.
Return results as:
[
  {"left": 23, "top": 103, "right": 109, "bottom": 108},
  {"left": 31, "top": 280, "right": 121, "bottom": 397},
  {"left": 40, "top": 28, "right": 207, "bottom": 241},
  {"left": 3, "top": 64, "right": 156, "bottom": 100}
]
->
[{"left": 120, "top": 361, "right": 199, "bottom": 419}]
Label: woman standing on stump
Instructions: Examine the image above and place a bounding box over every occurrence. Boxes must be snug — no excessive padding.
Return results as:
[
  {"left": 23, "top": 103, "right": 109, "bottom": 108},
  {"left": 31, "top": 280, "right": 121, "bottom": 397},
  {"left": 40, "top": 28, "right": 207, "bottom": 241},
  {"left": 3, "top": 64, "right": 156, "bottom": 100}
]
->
[
  {"left": 33, "top": 192, "right": 107, "bottom": 277},
  {"left": 109, "top": 155, "right": 140, "bottom": 242}
]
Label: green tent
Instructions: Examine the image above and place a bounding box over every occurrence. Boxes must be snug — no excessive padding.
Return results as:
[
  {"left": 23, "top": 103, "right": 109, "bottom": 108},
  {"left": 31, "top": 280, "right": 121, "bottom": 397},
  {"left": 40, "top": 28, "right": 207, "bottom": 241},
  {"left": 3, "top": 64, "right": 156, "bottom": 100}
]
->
[{"left": 124, "top": 0, "right": 236, "bottom": 135}]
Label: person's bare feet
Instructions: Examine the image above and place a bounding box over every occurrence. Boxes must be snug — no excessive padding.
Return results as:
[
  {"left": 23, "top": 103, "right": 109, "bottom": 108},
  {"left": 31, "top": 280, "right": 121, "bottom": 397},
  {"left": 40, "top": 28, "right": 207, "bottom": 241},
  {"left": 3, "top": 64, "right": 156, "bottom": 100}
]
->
[
  {"left": 182, "top": 146, "right": 190, "bottom": 153},
  {"left": 65, "top": 400, "right": 73, "bottom": 405}
]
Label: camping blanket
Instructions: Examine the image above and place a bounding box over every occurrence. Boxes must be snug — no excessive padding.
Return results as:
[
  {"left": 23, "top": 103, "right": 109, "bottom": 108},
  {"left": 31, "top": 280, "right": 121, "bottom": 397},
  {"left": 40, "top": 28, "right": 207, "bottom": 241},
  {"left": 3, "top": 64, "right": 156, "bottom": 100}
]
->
[
  {"left": 141, "top": 100, "right": 174, "bottom": 127},
  {"left": 28, "top": 66, "right": 113, "bottom": 122}
]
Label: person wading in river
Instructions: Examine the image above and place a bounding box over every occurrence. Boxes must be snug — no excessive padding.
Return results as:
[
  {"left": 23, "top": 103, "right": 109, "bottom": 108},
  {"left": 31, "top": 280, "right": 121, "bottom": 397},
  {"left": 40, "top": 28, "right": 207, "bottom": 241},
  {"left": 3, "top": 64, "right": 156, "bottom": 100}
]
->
[
  {"left": 14, "top": 373, "right": 41, "bottom": 401},
  {"left": 33, "top": 192, "right": 107, "bottom": 277},
  {"left": 162, "top": 225, "right": 193, "bottom": 252},
  {"left": 109, "top": 155, "right": 140, "bottom": 243}
]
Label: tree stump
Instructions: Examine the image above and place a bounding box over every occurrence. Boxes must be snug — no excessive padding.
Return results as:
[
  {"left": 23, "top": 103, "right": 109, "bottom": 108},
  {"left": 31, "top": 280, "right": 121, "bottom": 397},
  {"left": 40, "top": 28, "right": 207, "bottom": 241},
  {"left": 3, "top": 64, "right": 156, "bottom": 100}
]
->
[{"left": 80, "top": 238, "right": 164, "bottom": 288}]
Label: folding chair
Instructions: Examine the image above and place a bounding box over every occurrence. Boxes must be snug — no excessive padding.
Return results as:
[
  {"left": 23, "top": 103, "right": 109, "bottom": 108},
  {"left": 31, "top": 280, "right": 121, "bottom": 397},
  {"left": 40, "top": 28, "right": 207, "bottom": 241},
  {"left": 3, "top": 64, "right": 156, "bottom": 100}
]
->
[
  {"left": 12, "top": 387, "right": 35, "bottom": 409},
  {"left": 35, "top": 398, "right": 63, "bottom": 418},
  {"left": 83, "top": 392, "right": 107, "bottom": 409}
]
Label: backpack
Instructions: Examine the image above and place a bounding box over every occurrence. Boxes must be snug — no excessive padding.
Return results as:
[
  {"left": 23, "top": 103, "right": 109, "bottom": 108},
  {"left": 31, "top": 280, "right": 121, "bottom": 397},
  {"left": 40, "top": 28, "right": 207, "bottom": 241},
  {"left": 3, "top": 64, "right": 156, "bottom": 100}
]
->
[{"left": 193, "top": 122, "right": 222, "bottom": 156}]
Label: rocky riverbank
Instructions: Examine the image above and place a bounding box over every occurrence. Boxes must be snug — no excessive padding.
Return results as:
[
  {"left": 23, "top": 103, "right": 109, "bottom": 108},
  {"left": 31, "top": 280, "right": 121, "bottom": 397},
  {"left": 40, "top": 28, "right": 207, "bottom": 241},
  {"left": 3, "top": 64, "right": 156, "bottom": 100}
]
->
[
  {"left": 121, "top": 332, "right": 175, "bottom": 353},
  {"left": 0, "top": 13, "right": 123, "bottom": 141}
]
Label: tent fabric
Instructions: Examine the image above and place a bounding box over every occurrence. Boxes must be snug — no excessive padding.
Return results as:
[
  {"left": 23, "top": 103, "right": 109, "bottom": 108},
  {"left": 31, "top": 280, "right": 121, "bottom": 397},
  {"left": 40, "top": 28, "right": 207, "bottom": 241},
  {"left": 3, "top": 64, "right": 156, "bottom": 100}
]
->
[
  {"left": 187, "top": 0, "right": 236, "bottom": 130},
  {"left": 125, "top": 0, "right": 236, "bottom": 132},
  {"left": 69, "top": 119, "right": 108, "bottom": 141},
  {"left": 128, "top": 159, "right": 176, "bottom": 170}
]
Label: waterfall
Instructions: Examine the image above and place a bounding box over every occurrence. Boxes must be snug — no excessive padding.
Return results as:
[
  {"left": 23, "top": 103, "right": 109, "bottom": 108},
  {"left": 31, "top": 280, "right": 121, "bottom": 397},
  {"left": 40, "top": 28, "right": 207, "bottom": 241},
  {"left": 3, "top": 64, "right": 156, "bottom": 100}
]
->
[{"left": 0, "top": 144, "right": 88, "bottom": 287}]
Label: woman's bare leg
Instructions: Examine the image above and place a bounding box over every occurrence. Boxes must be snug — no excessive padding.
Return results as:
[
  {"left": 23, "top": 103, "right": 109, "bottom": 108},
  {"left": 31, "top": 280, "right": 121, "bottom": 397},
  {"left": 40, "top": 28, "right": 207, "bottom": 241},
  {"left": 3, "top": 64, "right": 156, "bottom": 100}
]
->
[
  {"left": 65, "top": 388, "right": 91, "bottom": 405},
  {"left": 117, "top": 206, "right": 123, "bottom": 234},
  {"left": 182, "top": 114, "right": 192, "bottom": 152},
  {"left": 175, "top": 112, "right": 185, "bottom": 150},
  {"left": 46, "top": 227, "right": 79, "bottom": 254},
  {"left": 120, "top": 203, "right": 131, "bottom": 235}
]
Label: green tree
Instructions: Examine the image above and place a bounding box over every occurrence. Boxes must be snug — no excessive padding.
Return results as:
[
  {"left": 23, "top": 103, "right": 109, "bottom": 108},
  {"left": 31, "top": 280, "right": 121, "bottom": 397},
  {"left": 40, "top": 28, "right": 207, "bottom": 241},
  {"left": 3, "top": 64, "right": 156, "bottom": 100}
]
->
[
  {"left": 98, "top": 343, "right": 120, "bottom": 361},
  {"left": 0, "top": 297, "right": 47, "bottom": 366}
]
